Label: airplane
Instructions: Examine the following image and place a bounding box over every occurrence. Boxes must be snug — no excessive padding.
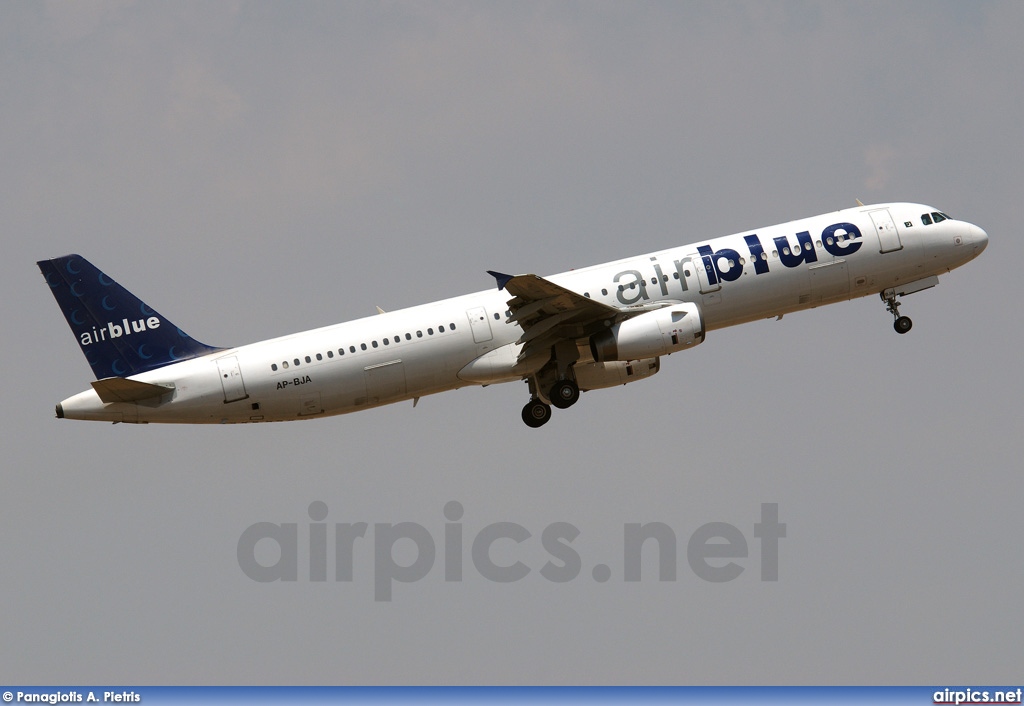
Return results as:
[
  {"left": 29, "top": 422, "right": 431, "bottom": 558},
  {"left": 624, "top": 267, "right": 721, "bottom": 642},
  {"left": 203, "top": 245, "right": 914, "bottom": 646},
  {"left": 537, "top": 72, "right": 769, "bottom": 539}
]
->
[{"left": 38, "top": 202, "right": 987, "bottom": 428}]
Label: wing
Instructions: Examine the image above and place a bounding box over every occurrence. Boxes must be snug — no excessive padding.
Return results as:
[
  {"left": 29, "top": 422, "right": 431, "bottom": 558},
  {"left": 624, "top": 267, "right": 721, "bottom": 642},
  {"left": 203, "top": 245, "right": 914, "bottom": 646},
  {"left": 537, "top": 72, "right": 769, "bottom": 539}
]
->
[{"left": 486, "top": 271, "right": 629, "bottom": 363}]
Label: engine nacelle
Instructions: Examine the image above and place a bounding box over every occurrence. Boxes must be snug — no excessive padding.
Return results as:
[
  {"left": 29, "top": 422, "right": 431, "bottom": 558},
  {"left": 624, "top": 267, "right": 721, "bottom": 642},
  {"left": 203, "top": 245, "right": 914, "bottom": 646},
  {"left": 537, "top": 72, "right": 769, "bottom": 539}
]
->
[
  {"left": 589, "top": 303, "right": 704, "bottom": 362},
  {"left": 573, "top": 358, "right": 660, "bottom": 391}
]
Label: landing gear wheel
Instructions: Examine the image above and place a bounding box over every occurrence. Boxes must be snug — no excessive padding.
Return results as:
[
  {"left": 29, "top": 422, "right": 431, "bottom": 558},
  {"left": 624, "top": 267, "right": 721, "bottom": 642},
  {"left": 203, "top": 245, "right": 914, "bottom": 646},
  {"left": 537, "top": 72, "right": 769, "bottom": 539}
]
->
[
  {"left": 882, "top": 292, "right": 913, "bottom": 335},
  {"left": 549, "top": 379, "right": 580, "bottom": 409},
  {"left": 522, "top": 399, "right": 552, "bottom": 428}
]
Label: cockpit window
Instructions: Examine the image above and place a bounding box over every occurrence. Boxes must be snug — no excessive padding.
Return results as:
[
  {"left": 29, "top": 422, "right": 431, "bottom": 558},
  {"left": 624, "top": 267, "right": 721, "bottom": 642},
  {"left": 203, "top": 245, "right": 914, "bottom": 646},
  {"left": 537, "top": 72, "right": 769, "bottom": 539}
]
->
[
  {"left": 931, "top": 212, "right": 947, "bottom": 223},
  {"left": 921, "top": 213, "right": 932, "bottom": 225}
]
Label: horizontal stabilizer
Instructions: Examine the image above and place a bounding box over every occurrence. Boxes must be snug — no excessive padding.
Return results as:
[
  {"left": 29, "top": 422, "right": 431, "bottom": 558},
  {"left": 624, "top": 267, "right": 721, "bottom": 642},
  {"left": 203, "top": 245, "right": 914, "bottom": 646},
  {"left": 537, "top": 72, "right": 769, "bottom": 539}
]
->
[{"left": 90, "top": 377, "right": 174, "bottom": 404}]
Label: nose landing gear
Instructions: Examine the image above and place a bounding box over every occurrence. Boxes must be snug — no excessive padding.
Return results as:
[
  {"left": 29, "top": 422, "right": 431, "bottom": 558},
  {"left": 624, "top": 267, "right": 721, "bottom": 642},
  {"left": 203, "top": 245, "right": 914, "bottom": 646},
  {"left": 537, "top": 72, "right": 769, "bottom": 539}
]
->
[
  {"left": 882, "top": 292, "right": 913, "bottom": 334},
  {"left": 879, "top": 277, "right": 941, "bottom": 334}
]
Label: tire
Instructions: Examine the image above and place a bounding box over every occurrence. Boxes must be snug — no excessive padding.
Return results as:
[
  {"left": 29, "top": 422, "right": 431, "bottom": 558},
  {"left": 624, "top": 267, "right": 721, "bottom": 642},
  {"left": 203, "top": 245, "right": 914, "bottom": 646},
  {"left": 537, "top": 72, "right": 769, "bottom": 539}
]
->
[
  {"left": 894, "top": 316, "right": 913, "bottom": 334},
  {"left": 522, "top": 400, "right": 552, "bottom": 428},
  {"left": 549, "top": 379, "right": 580, "bottom": 409}
]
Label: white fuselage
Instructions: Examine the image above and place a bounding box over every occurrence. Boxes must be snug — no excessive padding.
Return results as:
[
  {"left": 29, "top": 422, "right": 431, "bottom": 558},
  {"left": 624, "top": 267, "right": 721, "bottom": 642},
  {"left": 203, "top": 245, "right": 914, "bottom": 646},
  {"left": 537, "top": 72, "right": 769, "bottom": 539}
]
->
[{"left": 57, "top": 203, "right": 988, "bottom": 424}]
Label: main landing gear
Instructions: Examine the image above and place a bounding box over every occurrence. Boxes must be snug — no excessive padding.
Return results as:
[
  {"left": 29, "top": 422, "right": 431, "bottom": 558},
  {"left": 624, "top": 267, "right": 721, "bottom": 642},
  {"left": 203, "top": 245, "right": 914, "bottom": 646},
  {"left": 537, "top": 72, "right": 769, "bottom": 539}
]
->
[
  {"left": 522, "top": 399, "right": 551, "bottom": 428},
  {"left": 521, "top": 376, "right": 580, "bottom": 428},
  {"left": 882, "top": 292, "right": 913, "bottom": 334},
  {"left": 549, "top": 379, "right": 581, "bottom": 409}
]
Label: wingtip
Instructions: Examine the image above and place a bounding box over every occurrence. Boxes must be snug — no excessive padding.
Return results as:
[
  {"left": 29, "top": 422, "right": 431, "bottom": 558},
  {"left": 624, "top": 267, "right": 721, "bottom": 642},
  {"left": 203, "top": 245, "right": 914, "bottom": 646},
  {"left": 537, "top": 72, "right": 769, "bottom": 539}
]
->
[{"left": 487, "top": 270, "right": 514, "bottom": 291}]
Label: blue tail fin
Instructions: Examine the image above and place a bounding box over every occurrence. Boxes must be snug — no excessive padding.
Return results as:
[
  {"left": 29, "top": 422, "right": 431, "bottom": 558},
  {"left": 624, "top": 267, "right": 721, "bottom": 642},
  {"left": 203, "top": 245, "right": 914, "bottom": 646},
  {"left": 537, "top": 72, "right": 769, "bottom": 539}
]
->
[{"left": 37, "top": 254, "right": 223, "bottom": 379}]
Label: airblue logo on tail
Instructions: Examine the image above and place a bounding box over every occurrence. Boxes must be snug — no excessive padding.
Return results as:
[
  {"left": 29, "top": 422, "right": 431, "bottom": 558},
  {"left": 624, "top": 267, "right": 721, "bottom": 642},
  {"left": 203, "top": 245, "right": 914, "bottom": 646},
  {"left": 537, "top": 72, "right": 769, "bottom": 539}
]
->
[{"left": 38, "top": 254, "right": 224, "bottom": 379}]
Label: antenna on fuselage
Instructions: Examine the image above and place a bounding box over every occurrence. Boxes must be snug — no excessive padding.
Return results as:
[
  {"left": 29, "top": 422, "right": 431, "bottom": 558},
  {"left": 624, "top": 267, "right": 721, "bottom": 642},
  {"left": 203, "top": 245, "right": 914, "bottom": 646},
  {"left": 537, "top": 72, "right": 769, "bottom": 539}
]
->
[{"left": 856, "top": 198, "right": 865, "bottom": 207}]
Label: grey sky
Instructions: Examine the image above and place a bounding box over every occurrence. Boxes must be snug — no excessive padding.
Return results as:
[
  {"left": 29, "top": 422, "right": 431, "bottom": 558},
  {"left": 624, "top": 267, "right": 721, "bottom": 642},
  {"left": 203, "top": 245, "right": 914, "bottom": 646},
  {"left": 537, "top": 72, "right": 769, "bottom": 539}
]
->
[{"left": 2, "top": 1, "right": 1021, "bottom": 685}]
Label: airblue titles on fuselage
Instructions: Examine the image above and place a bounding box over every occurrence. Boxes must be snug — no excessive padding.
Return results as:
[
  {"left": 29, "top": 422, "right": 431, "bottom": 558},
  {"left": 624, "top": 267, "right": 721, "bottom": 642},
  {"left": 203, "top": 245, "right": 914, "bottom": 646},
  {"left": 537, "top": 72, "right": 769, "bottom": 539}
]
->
[{"left": 611, "top": 221, "right": 863, "bottom": 305}]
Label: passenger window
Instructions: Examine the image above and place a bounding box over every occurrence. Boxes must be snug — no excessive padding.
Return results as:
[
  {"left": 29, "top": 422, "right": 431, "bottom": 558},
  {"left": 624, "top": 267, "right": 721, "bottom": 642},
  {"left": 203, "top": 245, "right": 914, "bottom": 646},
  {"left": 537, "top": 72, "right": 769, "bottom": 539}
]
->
[
  {"left": 305, "top": 356, "right": 311, "bottom": 363},
  {"left": 416, "top": 331, "right": 423, "bottom": 338},
  {"left": 316, "top": 353, "right": 322, "bottom": 361},
  {"left": 406, "top": 333, "right": 412, "bottom": 340},
  {"left": 294, "top": 359, "right": 301, "bottom": 366},
  {"left": 350, "top": 346, "right": 356, "bottom": 353},
  {"left": 601, "top": 289, "right": 608, "bottom": 295},
  {"left": 327, "top": 351, "right": 333, "bottom": 358},
  {"left": 922, "top": 213, "right": 932, "bottom": 225},
  {"left": 372, "top": 341, "right": 378, "bottom": 348},
  {"left": 493, "top": 313, "right": 500, "bottom": 319},
  {"left": 271, "top": 363, "right": 278, "bottom": 371},
  {"left": 394, "top": 336, "right": 400, "bottom": 343},
  {"left": 439, "top": 325, "right": 445, "bottom": 332},
  {"left": 450, "top": 323, "right": 455, "bottom": 329},
  {"left": 282, "top": 361, "right": 289, "bottom": 369},
  {"left": 383, "top": 338, "right": 389, "bottom": 345},
  {"left": 428, "top": 328, "right": 434, "bottom": 335},
  {"left": 360, "top": 343, "right": 367, "bottom": 351}
]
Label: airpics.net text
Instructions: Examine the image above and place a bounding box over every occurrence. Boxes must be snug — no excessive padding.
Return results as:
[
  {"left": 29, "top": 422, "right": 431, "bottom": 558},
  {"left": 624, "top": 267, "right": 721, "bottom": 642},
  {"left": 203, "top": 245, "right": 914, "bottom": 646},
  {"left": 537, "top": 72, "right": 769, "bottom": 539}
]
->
[{"left": 237, "top": 502, "right": 785, "bottom": 601}]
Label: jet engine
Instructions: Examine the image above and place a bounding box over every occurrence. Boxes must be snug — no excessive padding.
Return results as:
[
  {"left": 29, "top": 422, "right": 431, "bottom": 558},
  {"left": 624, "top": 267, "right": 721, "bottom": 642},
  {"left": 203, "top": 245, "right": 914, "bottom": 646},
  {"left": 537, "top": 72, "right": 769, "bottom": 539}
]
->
[{"left": 589, "top": 303, "right": 704, "bottom": 362}]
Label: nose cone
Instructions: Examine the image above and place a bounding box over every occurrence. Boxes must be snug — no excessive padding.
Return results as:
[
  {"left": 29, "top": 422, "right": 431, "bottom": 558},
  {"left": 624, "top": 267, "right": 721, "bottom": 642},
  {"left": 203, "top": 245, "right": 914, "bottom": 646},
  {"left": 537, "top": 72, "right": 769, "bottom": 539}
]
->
[{"left": 971, "top": 224, "right": 989, "bottom": 255}]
